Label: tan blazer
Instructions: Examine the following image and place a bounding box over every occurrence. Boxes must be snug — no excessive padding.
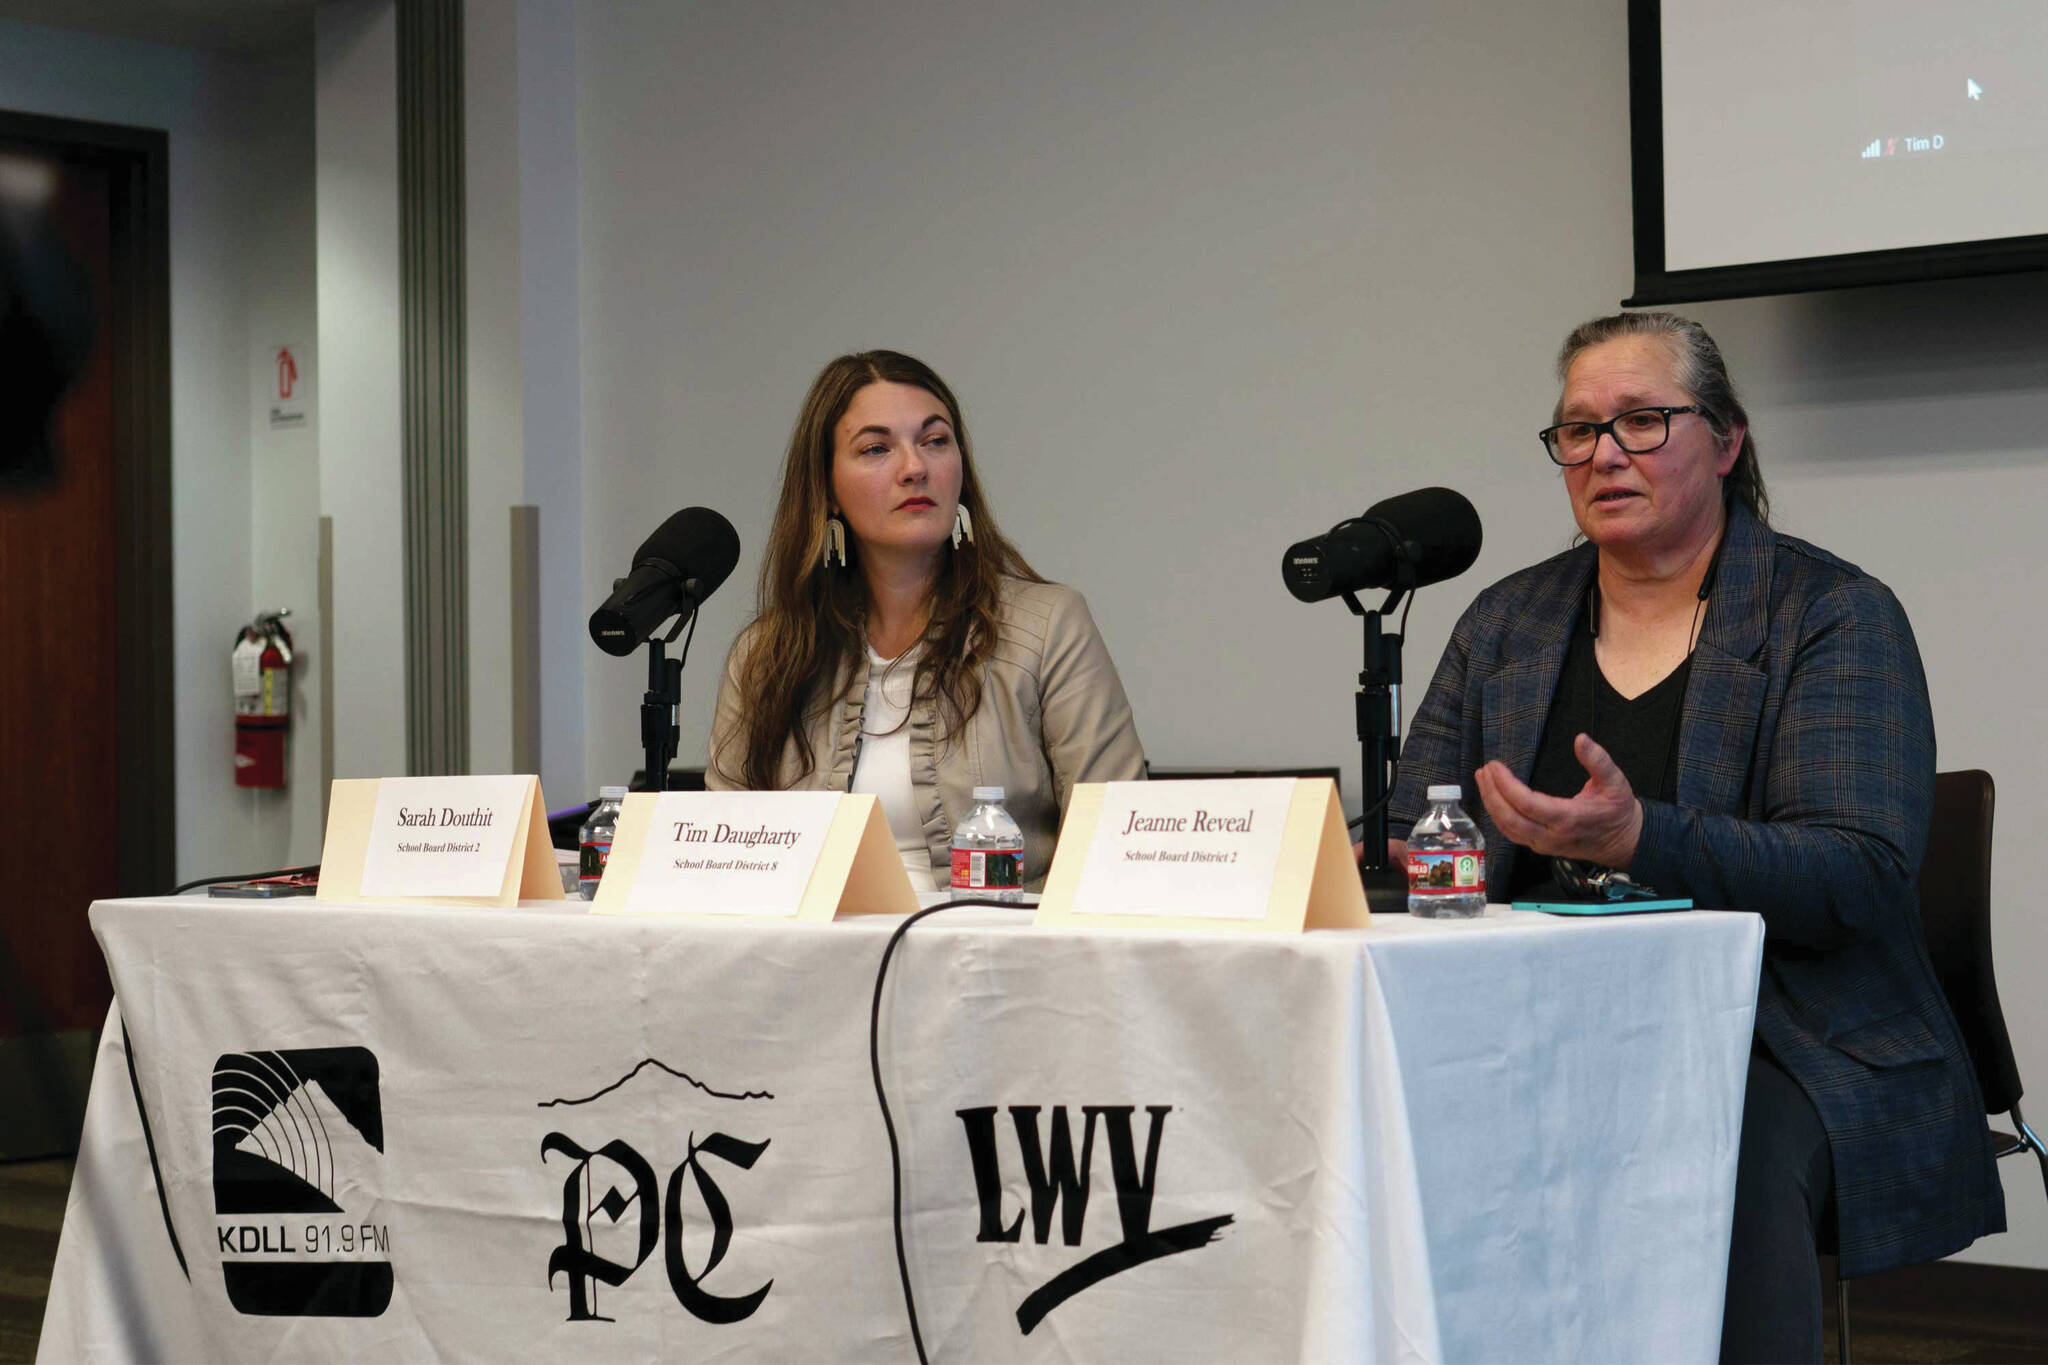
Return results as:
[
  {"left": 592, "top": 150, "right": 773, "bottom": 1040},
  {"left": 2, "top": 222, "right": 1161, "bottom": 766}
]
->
[{"left": 707, "top": 578, "right": 1145, "bottom": 891}]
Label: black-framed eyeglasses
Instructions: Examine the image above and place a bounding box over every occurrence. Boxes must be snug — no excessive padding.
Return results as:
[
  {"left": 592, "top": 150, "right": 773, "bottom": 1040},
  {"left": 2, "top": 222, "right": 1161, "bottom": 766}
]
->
[
  {"left": 1550, "top": 857, "right": 1666, "bottom": 902},
  {"left": 1537, "top": 405, "right": 1703, "bottom": 466}
]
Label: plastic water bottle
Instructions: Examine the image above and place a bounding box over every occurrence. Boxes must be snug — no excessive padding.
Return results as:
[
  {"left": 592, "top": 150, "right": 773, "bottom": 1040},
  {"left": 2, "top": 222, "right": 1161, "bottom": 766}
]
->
[
  {"left": 1407, "top": 784, "right": 1486, "bottom": 918},
  {"left": 951, "top": 786, "right": 1026, "bottom": 902},
  {"left": 578, "top": 786, "right": 628, "bottom": 900}
]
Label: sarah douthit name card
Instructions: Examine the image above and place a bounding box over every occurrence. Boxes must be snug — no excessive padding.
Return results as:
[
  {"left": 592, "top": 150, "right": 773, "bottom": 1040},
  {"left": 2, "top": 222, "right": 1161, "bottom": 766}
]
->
[
  {"left": 317, "top": 775, "right": 562, "bottom": 906},
  {"left": 592, "top": 790, "right": 918, "bottom": 921},
  {"left": 1036, "top": 778, "right": 1368, "bottom": 933}
]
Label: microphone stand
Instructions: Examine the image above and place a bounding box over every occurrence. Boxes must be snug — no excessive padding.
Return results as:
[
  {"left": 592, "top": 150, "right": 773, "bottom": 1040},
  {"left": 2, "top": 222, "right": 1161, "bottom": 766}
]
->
[
  {"left": 1343, "top": 562, "right": 1413, "bottom": 914},
  {"left": 640, "top": 639, "right": 683, "bottom": 792},
  {"left": 637, "top": 584, "right": 701, "bottom": 793}
]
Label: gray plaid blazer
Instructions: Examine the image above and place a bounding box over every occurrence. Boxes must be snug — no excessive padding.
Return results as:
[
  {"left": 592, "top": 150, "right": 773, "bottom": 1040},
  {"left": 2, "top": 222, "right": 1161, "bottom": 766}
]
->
[{"left": 1390, "top": 502, "right": 2003, "bottom": 1276}]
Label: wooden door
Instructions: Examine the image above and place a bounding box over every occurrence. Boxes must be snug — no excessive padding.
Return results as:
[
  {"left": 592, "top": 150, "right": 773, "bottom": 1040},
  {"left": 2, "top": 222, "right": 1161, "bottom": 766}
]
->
[{"left": 0, "top": 113, "right": 170, "bottom": 1158}]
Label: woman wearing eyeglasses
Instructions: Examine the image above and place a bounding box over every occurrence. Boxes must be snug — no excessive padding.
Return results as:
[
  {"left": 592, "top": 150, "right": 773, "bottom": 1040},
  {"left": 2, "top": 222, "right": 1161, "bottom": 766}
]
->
[
  {"left": 706, "top": 349, "right": 1145, "bottom": 895},
  {"left": 1388, "top": 312, "right": 2001, "bottom": 1363}
]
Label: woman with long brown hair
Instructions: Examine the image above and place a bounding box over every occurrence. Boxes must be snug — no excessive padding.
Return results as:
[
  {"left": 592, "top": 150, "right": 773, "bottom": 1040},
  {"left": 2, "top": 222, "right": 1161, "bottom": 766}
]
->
[{"left": 707, "top": 350, "right": 1145, "bottom": 893}]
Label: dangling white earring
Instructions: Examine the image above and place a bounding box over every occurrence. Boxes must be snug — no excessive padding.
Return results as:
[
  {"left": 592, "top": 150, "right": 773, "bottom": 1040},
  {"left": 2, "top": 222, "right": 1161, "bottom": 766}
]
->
[
  {"left": 952, "top": 504, "right": 974, "bottom": 549},
  {"left": 823, "top": 515, "right": 847, "bottom": 569}
]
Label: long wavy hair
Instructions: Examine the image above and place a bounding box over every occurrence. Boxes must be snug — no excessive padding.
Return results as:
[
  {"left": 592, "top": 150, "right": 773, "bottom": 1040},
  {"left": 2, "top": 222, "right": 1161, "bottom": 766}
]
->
[
  {"left": 1555, "top": 311, "right": 1769, "bottom": 526},
  {"left": 718, "top": 351, "right": 1043, "bottom": 790}
]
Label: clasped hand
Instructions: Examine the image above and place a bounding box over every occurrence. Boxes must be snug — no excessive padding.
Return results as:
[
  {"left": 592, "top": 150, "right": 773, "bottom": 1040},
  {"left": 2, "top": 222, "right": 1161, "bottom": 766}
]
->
[{"left": 1473, "top": 733, "right": 1643, "bottom": 870}]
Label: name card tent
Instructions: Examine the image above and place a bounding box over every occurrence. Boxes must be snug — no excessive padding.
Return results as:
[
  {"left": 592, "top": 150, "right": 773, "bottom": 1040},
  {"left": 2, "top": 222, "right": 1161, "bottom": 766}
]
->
[
  {"left": 1036, "top": 778, "right": 1368, "bottom": 933},
  {"left": 317, "top": 776, "right": 562, "bottom": 906},
  {"left": 593, "top": 791, "right": 918, "bottom": 920}
]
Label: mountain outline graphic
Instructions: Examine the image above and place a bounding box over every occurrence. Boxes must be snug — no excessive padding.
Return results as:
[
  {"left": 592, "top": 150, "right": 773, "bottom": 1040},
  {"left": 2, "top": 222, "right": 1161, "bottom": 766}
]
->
[{"left": 536, "top": 1057, "right": 774, "bottom": 1109}]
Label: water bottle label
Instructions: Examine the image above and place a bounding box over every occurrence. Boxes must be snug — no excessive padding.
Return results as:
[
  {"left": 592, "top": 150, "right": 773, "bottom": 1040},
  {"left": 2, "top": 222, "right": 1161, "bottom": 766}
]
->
[
  {"left": 579, "top": 840, "right": 612, "bottom": 884},
  {"left": 1407, "top": 850, "right": 1482, "bottom": 896},
  {"left": 952, "top": 848, "right": 1024, "bottom": 891}
]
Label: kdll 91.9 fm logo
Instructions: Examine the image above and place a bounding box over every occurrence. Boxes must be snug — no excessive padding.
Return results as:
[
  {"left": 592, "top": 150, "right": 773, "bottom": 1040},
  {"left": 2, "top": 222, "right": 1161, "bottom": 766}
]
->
[{"left": 211, "top": 1047, "right": 391, "bottom": 1317}]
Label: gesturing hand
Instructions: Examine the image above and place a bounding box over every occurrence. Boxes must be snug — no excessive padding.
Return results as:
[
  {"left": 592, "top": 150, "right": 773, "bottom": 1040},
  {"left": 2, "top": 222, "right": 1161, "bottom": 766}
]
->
[{"left": 1473, "top": 733, "right": 1644, "bottom": 869}]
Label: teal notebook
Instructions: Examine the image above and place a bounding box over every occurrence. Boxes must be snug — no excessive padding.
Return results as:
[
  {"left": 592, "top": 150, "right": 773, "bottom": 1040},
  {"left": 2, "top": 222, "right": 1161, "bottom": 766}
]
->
[{"left": 1512, "top": 898, "right": 1693, "bottom": 915}]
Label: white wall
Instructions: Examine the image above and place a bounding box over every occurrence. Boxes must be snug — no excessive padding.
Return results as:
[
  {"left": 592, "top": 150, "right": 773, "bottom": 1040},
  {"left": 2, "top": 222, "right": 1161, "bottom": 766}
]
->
[
  {"left": 320, "top": 0, "right": 577, "bottom": 811},
  {"left": 241, "top": 50, "right": 323, "bottom": 863},
  {"left": 0, "top": 18, "right": 319, "bottom": 878},
  {"left": 572, "top": 0, "right": 1623, "bottom": 796},
  {"left": 0, "top": 1, "right": 570, "bottom": 864},
  {"left": 515, "top": 0, "right": 585, "bottom": 808},
  {"left": 462, "top": 0, "right": 586, "bottom": 807},
  {"left": 466, "top": 0, "right": 521, "bottom": 778},
  {"left": 570, "top": 0, "right": 2048, "bottom": 1268},
  {"left": 315, "top": 0, "right": 407, "bottom": 788}
]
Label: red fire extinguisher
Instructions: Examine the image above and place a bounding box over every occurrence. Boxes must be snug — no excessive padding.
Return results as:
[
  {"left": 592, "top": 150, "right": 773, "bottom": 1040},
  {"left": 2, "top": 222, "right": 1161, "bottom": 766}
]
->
[{"left": 233, "top": 610, "right": 294, "bottom": 789}]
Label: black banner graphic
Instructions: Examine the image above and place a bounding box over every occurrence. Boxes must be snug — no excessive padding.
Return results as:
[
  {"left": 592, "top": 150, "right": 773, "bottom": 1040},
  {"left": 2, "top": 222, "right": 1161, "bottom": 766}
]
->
[
  {"left": 958, "top": 1103, "right": 1234, "bottom": 1334},
  {"left": 211, "top": 1047, "right": 391, "bottom": 1317}
]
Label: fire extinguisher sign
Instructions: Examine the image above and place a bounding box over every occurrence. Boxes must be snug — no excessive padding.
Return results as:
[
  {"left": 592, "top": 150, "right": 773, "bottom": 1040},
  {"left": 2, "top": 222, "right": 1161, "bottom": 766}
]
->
[{"left": 264, "top": 341, "right": 313, "bottom": 431}]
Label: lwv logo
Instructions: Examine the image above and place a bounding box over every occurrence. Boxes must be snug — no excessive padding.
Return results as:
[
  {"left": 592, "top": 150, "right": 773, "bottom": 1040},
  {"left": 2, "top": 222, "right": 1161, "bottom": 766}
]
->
[{"left": 956, "top": 1104, "right": 1233, "bottom": 1334}]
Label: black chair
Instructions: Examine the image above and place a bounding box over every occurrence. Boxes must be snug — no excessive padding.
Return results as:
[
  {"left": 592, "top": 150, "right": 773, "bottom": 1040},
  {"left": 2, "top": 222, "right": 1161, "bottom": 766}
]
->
[
  {"left": 1917, "top": 771, "right": 2044, "bottom": 1186},
  {"left": 1836, "top": 769, "right": 2044, "bottom": 1363}
]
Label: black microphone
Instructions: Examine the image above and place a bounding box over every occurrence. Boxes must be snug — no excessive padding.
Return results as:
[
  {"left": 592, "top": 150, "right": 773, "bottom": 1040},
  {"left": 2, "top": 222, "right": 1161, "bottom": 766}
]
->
[
  {"left": 1282, "top": 487, "right": 1482, "bottom": 603},
  {"left": 589, "top": 507, "right": 741, "bottom": 656}
]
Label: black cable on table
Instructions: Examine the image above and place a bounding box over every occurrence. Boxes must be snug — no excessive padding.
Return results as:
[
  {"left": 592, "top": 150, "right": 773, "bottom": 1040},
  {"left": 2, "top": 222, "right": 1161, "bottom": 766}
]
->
[
  {"left": 868, "top": 896, "right": 1027, "bottom": 1365},
  {"left": 1346, "top": 764, "right": 1399, "bottom": 833},
  {"left": 172, "top": 865, "right": 319, "bottom": 895}
]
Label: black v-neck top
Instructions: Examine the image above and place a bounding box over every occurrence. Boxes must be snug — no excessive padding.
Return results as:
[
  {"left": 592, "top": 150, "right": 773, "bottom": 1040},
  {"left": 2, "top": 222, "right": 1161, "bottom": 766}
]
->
[{"left": 1505, "top": 603, "right": 1693, "bottom": 899}]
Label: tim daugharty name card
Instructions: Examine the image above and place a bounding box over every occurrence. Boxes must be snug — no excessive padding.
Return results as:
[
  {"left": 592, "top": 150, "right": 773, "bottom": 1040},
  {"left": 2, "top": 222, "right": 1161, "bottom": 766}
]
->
[
  {"left": 318, "top": 775, "right": 561, "bottom": 906},
  {"left": 593, "top": 791, "right": 919, "bottom": 921},
  {"left": 1037, "top": 778, "right": 1368, "bottom": 934}
]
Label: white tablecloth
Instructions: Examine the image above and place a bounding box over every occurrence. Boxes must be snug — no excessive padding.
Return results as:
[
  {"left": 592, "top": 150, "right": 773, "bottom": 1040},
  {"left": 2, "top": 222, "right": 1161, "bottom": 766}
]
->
[{"left": 41, "top": 897, "right": 1761, "bottom": 1363}]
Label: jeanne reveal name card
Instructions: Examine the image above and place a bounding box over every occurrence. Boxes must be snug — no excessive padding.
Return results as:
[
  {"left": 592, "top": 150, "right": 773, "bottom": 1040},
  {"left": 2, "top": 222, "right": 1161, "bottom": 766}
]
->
[{"left": 1036, "top": 778, "right": 1368, "bottom": 933}]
